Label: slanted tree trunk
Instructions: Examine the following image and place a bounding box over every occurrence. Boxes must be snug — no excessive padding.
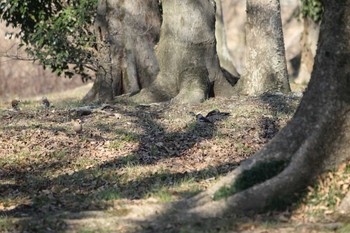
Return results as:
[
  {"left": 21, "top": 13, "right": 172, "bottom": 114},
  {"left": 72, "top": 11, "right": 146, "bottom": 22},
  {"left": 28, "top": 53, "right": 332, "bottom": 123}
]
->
[
  {"left": 235, "top": 0, "right": 291, "bottom": 95},
  {"left": 186, "top": 0, "right": 350, "bottom": 217},
  {"left": 83, "top": 0, "right": 161, "bottom": 103},
  {"left": 134, "top": 0, "right": 236, "bottom": 104},
  {"left": 294, "top": 16, "right": 320, "bottom": 85}
]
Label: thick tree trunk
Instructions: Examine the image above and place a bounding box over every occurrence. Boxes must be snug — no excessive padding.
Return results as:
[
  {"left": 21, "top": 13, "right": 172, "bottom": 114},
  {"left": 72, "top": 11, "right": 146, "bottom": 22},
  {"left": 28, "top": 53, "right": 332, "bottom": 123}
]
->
[
  {"left": 134, "top": 0, "right": 236, "bottom": 104},
  {"left": 235, "top": 0, "right": 291, "bottom": 95},
  {"left": 215, "top": 0, "right": 239, "bottom": 78},
  {"left": 83, "top": 0, "right": 161, "bottom": 103},
  {"left": 186, "top": 0, "right": 350, "bottom": 217},
  {"left": 294, "top": 16, "right": 320, "bottom": 85}
]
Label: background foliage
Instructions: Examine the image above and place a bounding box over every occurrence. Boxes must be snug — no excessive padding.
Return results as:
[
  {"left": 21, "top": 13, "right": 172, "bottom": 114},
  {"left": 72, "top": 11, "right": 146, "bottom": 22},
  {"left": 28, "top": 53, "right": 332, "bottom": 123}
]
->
[{"left": 0, "top": 0, "right": 97, "bottom": 80}]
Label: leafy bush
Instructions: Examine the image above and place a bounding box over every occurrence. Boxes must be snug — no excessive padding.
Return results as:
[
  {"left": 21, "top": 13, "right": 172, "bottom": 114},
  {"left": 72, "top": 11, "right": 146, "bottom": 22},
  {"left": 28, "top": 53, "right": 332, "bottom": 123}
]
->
[{"left": 0, "top": 0, "right": 97, "bottom": 80}]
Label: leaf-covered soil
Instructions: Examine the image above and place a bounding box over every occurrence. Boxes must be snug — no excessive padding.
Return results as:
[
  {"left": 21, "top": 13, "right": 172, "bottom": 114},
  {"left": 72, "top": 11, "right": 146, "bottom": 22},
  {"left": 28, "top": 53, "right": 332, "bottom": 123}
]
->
[{"left": 1, "top": 85, "right": 349, "bottom": 233}]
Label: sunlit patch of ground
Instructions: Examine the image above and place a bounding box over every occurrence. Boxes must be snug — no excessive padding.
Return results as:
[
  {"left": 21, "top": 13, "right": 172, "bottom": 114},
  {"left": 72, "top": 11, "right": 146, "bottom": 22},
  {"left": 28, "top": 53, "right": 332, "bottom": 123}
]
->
[{"left": 1, "top": 88, "right": 348, "bottom": 232}]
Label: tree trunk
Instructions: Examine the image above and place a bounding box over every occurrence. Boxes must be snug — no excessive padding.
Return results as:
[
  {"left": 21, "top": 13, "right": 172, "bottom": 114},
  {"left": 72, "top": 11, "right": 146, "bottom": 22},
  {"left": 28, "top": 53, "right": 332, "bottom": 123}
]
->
[
  {"left": 83, "top": 0, "right": 161, "bottom": 103},
  {"left": 215, "top": 0, "right": 240, "bottom": 78},
  {"left": 187, "top": 0, "right": 350, "bottom": 217},
  {"left": 235, "top": 0, "right": 291, "bottom": 95},
  {"left": 133, "top": 0, "right": 236, "bottom": 104},
  {"left": 294, "top": 16, "right": 320, "bottom": 85}
]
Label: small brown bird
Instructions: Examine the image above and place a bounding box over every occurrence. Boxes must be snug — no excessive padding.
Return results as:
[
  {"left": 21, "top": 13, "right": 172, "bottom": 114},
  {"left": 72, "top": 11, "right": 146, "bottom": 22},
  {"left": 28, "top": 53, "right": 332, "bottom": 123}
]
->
[
  {"left": 11, "top": 99, "right": 20, "bottom": 111},
  {"left": 42, "top": 97, "right": 50, "bottom": 108},
  {"left": 72, "top": 119, "right": 83, "bottom": 134}
]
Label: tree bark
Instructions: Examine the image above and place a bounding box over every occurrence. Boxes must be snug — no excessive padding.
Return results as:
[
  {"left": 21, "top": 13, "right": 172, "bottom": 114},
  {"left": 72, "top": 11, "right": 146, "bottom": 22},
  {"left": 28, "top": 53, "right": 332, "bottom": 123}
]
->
[
  {"left": 235, "top": 0, "right": 291, "bottom": 95},
  {"left": 294, "top": 16, "right": 320, "bottom": 85},
  {"left": 83, "top": 0, "right": 161, "bottom": 103},
  {"left": 187, "top": 0, "right": 350, "bottom": 217},
  {"left": 215, "top": 0, "right": 240, "bottom": 78},
  {"left": 133, "top": 0, "right": 236, "bottom": 104}
]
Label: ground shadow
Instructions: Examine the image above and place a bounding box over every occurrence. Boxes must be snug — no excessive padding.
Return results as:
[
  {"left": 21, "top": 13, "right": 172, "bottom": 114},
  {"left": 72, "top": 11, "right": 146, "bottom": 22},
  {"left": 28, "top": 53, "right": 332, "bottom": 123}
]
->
[{"left": 0, "top": 99, "right": 240, "bottom": 232}]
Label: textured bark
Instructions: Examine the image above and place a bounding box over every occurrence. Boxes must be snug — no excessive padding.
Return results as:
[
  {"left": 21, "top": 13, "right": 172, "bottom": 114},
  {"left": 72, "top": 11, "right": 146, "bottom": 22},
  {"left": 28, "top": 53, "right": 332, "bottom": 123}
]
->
[
  {"left": 186, "top": 0, "right": 350, "bottom": 217},
  {"left": 83, "top": 0, "right": 161, "bottom": 103},
  {"left": 134, "top": 0, "right": 235, "bottom": 104},
  {"left": 235, "top": 0, "right": 290, "bottom": 95},
  {"left": 294, "top": 17, "right": 320, "bottom": 85},
  {"left": 215, "top": 0, "right": 240, "bottom": 78}
]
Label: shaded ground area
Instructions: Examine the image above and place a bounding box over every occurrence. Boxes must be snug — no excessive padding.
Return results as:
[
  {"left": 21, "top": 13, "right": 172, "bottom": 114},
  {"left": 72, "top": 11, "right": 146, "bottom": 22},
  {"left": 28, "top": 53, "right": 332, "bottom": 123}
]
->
[{"left": 0, "top": 88, "right": 348, "bottom": 232}]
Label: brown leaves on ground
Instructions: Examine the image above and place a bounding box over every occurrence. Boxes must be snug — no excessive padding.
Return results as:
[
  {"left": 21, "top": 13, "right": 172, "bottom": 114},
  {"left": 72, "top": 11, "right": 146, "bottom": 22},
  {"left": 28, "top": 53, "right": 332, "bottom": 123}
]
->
[
  {"left": 292, "top": 163, "right": 350, "bottom": 223},
  {"left": 0, "top": 93, "right": 313, "bottom": 232}
]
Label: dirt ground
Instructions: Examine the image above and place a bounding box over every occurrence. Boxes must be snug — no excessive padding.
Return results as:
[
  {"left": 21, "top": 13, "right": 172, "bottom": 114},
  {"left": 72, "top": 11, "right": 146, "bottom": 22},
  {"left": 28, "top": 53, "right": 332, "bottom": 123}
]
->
[{"left": 0, "top": 85, "right": 349, "bottom": 233}]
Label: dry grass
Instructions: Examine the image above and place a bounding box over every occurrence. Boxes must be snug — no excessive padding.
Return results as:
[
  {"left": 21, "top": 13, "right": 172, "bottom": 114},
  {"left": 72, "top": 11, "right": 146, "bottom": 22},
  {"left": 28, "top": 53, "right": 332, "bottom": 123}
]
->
[
  {"left": 0, "top": 89, "right": 298, "bottom": 231},
  {"left": 1, "top": 87, "right": 349, "bottom": 232}
]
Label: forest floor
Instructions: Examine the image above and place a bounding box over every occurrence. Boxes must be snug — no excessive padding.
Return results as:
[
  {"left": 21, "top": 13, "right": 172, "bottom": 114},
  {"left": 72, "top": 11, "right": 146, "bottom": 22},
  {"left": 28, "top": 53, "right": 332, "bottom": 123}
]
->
[{"left": 1, "top": 84, "right": 350, "bottom": 233}]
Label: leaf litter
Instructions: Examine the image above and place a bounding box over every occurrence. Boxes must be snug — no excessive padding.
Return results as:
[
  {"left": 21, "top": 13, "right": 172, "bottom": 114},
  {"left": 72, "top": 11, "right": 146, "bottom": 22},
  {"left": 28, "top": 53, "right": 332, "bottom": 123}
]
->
[{"left": 1, "top": 93, "right": 345, "bottom": 232}]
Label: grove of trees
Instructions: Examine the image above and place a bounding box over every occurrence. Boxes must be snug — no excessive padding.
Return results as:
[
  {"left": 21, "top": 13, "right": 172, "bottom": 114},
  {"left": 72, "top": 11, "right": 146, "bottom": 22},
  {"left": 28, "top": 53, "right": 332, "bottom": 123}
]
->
[
  {"left": 2, "top": 0, "right": 350, "bottom": 224},
  {"left": 0, "top": 0, "right": 291, "bottom": 103}
]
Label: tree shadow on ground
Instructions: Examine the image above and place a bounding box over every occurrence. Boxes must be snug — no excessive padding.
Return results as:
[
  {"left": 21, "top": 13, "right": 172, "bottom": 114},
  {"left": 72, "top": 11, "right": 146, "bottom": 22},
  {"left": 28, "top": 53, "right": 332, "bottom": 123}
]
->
[
  {"left": 112, "top": 95, "right": 304, "bottom": 233},
  {"left": 0, "top": 99, "right": 241, "bottom": 232},
  {"left": 259, "top": 93, "right": 301, "bottom": 116}
]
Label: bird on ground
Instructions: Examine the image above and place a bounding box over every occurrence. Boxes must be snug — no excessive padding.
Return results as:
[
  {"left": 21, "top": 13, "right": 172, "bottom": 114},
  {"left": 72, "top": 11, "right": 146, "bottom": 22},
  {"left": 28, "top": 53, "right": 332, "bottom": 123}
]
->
[
  {"left": 42, "top": 97, "right": 50, "bottom": 108},
  {"left": 190, "top": 109, "right": 230, "bottom": 123},
  {"left": 72, "top": 119, "right": 83, "bottom": 134},
  {"left": 11, "top": 99, "right": 20, "bottom": 111},
  {"left": 196, "top": 113, "right": 213, "bottom": 123},
  {"left": 189, "top": 111, "right": 213, "bottom": 123},
  {"left": 205, "top": 109, "right": 221, "bottom": 117},
  {"left": 205, "top": 109, "right": 230, "bottom": 122}
]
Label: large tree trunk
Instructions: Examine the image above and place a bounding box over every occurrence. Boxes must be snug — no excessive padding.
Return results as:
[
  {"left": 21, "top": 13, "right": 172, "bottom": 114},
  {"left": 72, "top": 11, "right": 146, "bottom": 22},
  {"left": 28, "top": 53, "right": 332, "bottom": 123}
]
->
[
  {"left": 234, "top": 0, "right": 291, "bottom": 95},
  {"left": 294, "top": 16, "right": 320, "bottom": 85},
  {"left": 215, "top": 0, "right": 240, "bottom": 78},
  {"left": 186, "top": 0, "right": 350, "bottom": 217},
  {"left": 83, "top": 0, "right": 161, "bottom": 103},
  {"left": 134, "top": 0, "right": 236, "bottom": 104}
]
